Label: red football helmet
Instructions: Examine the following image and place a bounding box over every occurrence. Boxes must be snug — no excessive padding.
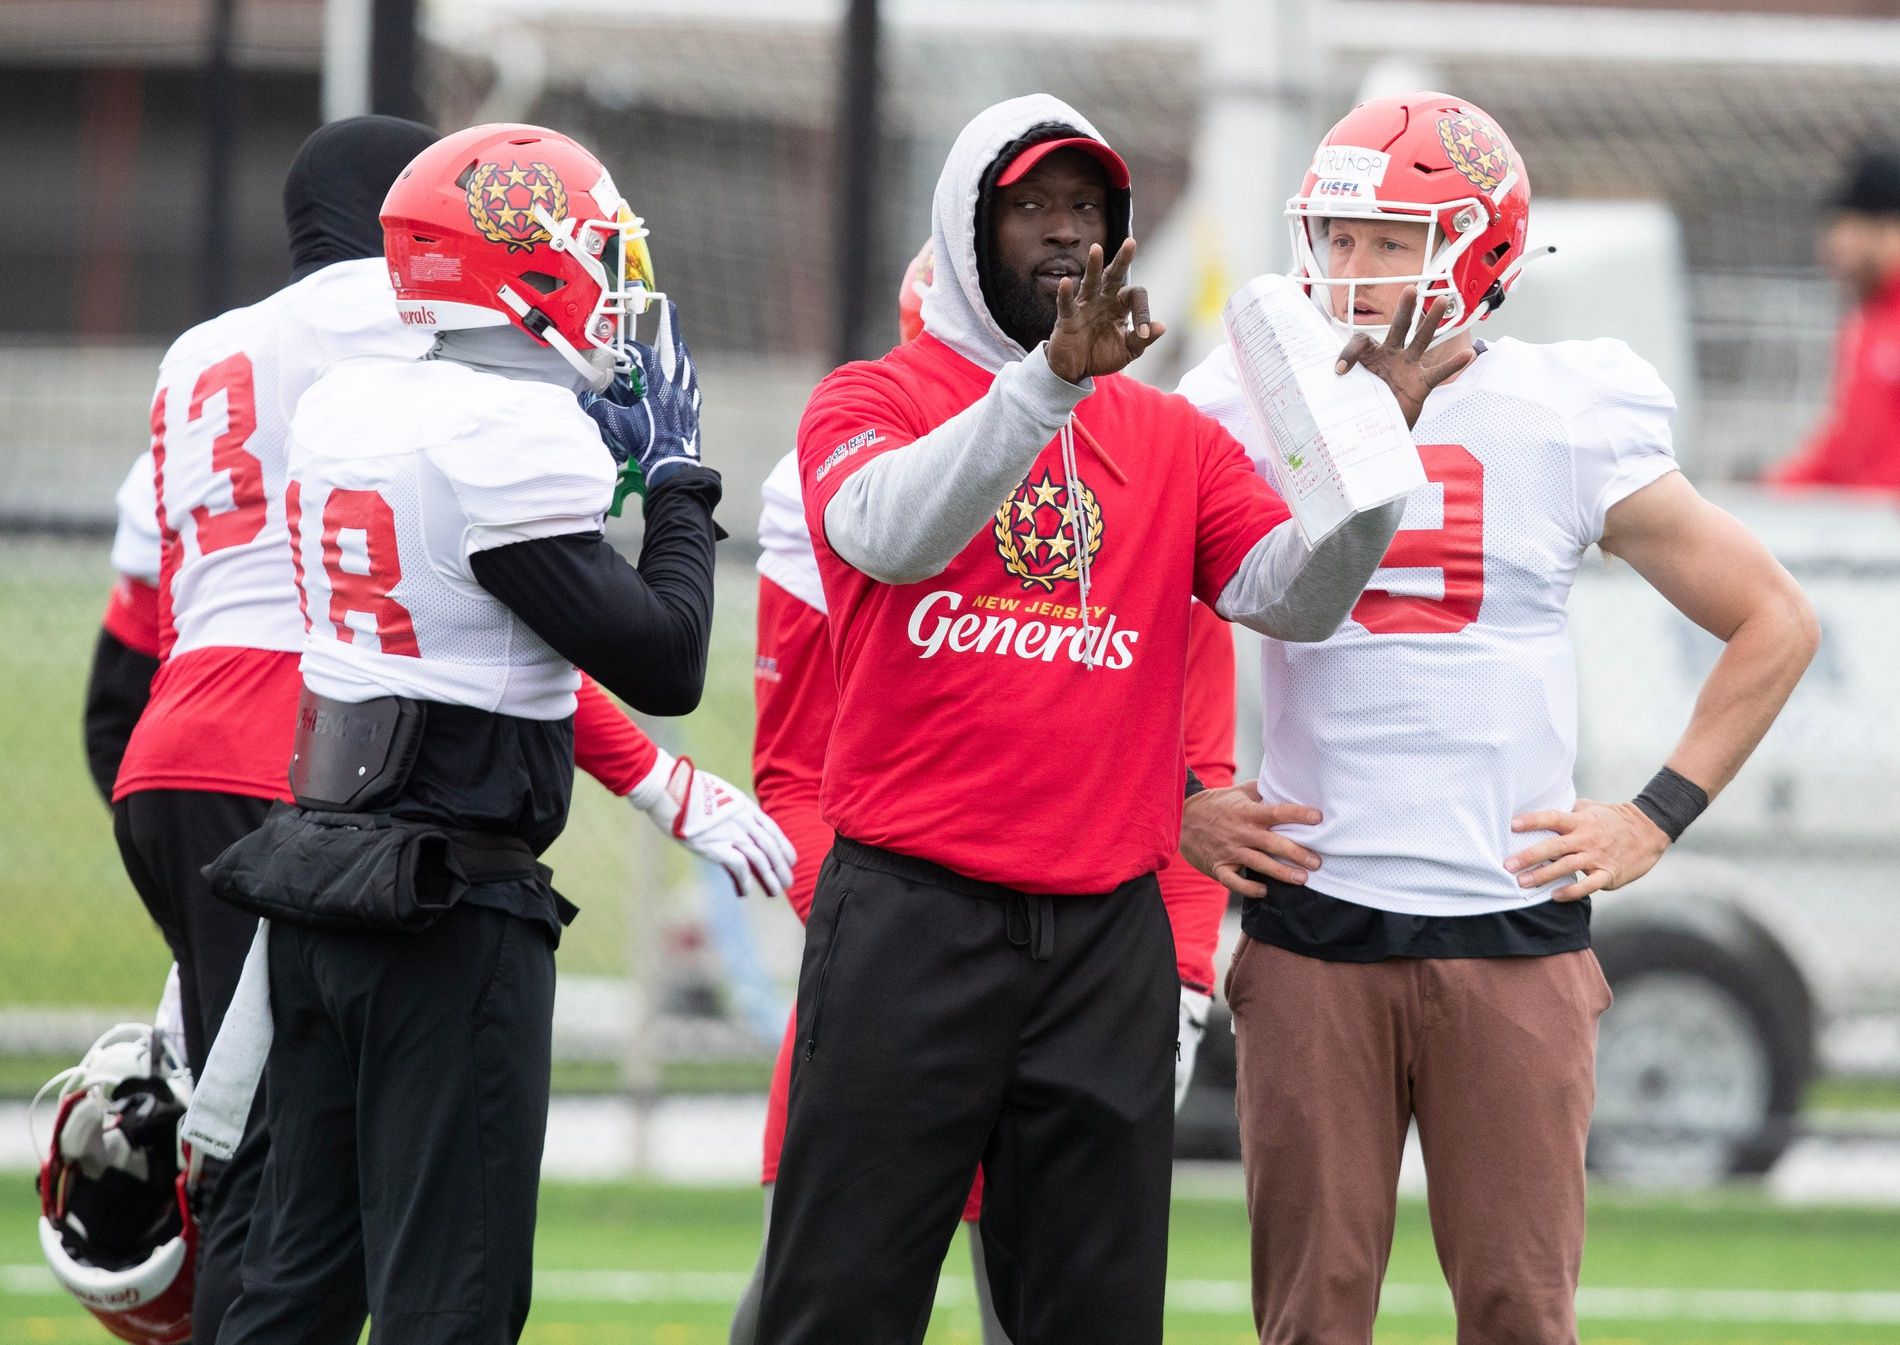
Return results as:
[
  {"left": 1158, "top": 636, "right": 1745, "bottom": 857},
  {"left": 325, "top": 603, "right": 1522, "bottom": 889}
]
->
[
  {"left": 381, "top": 123, "right": 661, "bottom": 386},
  {"left": 1288, "top": 91, "right": 1535, "bottom": 346},
  {"left": 897, "top": 238, "right": 933, "bottom": 344},
  {"left": 34, "top": 1024, "right": 198, "bottom": 1345}
]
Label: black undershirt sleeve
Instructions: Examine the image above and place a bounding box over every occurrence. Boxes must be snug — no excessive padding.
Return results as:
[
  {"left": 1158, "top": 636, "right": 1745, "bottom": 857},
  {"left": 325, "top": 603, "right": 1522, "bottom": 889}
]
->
[
  {"left": 469, "top": 466, "right": 722, "bottom": 717},
  {"left": 82, "top": 627, "right": 159, "bottom": 805}
]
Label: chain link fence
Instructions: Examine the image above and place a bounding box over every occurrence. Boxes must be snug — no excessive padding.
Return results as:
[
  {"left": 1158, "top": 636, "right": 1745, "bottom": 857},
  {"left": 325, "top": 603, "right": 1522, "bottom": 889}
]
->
[{"left": 4, "top": 0, "right": 1900, "bottom": 1186}]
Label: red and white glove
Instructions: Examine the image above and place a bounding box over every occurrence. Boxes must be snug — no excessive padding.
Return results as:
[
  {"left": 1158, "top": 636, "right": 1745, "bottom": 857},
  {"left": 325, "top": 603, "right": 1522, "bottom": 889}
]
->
[{"left": 628, "top": 751, "right": 796, "bottom": 899}]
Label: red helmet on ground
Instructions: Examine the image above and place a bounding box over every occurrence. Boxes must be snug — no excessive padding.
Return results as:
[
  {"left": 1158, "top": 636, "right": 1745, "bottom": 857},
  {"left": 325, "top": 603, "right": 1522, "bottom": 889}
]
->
[
  {"left": 34, "top": 1025, "right": 198, "bottom": 1345},
  {"left": 381, "top": 123, "right": 661, "bottom": 386},
  {"left": 897, "top": 238, "right": 933, "bottom": 344},
  {"left": 1288, "top": 91, "right": 1533, "bottom": 346}
]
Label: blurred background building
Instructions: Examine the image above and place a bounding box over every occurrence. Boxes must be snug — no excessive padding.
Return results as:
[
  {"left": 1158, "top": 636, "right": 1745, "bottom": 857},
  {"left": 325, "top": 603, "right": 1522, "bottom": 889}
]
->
[{"left": 3, "top": 0, "right": 1900, "bottom": 1224}]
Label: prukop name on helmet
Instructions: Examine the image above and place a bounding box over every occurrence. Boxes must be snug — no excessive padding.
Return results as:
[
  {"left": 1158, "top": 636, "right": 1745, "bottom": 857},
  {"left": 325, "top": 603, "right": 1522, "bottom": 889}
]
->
[
  {"left": 1310, "top": 146, "right": 1391, "bottom": 203},
  {"left": 1312, "top": 146, "right": 1391, "bottom": 181},
  {"left": 907, "top": 589, "right": 1140, "bottom": 670}
]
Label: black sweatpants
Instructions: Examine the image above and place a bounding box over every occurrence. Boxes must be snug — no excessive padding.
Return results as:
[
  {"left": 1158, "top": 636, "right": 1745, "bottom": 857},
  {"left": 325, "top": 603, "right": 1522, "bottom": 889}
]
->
[
  {"left": 758, "top": 838, "right": 1178, "bottom": 1345},
  {"left": 113, "top": 788, "right": 274, "bottom": 1345},
  {"left": 113, "top": 790, "right": 271, "bottom": 1106},
  {"left": 218, "top": 904, "right": 555, "bottom": 1345}
]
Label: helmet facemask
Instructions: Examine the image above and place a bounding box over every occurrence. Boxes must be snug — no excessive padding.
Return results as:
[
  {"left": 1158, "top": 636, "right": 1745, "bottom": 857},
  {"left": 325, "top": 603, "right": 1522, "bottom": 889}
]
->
[
  {"left": 515, "top": 200, "right": 662, "bottom": 386},
  {"left": 1288, "top": 197, "right": 1497, "bottom": 349}
]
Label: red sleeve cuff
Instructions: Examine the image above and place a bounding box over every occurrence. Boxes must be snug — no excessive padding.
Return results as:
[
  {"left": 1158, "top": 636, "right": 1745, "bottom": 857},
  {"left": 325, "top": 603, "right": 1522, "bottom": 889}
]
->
[
  {"left": 572, "top": 673, "right": 660, "bottom": 795},
  {"left": 102, "top": 578, "right": 162, "bottom": 659}
]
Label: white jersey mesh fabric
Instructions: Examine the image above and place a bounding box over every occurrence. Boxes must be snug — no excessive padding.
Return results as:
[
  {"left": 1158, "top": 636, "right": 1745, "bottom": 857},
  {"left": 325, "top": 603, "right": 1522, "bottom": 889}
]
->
[
  {"left": 755, "top": 449, "right": 825, "bottom": 614},
  {"left": 148, "top": 258, "right": 429, "bottom": 658},
  {"left": 289, "top": 356, "right": 614, "bottom": 719},
  {"left": 1179, "top": 334, "right": 1679, "bottom": 914}
]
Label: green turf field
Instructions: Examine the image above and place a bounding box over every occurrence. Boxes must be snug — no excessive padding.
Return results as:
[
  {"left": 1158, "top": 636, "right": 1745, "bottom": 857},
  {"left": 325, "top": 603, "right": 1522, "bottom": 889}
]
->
[{"left": 5, "top": 1181, "right": 1900, "bottom": 1343}]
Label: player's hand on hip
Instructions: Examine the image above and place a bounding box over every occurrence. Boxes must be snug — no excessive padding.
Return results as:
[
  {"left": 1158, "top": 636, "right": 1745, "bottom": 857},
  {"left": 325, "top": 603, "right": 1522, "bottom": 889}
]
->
[
  {"left": 1045, "top": 238, "right": 1165, "bottom": 383},
  {"left": 1333, "top": 286, "right": 1475, "bottom": 427},
  {"left": 1180, "top": 781, "right": 1322, "bottom": 899},
  {"left": 1175, "top": 986, "right": 1211, "bottom": 1113},
  {"left": 1505, "top": 798, "right": 1670, "bottom": 902},
  {"left": 580, "top": 298, "right": 704, "bottom": 497},
  {"left": 629, "top": 752, "right": 796, "bottom": 899}
]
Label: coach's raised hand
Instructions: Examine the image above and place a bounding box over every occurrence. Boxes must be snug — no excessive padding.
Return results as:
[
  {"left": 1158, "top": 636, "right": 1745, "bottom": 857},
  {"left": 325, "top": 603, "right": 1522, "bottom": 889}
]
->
[
  {"left": 1046, "top": 238, "right": 1164, "bottom": 383},
  {"left": 1334, "top": 286, "right": 1474, "bottom": 427}
]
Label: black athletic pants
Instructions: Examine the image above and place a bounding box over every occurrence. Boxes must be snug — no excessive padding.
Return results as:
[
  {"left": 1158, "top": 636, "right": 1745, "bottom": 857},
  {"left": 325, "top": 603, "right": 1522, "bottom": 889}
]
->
[
  {"left": 758, "top": 838, "right": 1178, "bottom": 1345},
  {"left": 218, "top": 904, "right": 555, "bottom": 1345},
  {"left": 113, "top": 788, "right": 274, "bottom": 1345}
]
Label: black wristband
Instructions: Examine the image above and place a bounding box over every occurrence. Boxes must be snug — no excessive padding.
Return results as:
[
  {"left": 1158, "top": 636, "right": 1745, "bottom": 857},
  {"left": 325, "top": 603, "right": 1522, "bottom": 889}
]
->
[
  {"left": 1631, "top": 766, "right": 1709, "bottom": 843},
  {"left": 1184, "top": 768, "right": 1206, "bottom": 800}
]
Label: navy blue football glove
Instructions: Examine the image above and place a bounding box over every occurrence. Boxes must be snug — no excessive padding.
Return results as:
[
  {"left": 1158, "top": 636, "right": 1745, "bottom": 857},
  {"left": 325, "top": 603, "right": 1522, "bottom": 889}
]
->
[{"left": 580, "top": 299, "right": 704, "bottom": 514}]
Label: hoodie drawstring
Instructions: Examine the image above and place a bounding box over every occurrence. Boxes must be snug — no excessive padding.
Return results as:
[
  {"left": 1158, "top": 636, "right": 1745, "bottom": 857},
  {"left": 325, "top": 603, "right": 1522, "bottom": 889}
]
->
[{"left": 1060, "top": 418, "right": 1097, "bottom": 671}]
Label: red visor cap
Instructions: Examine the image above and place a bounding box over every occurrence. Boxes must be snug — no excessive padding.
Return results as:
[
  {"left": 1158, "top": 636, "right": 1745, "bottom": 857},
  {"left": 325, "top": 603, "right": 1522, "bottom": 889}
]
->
[{"left": 994, "top": 137, "right": 1131, "bottom": 189}]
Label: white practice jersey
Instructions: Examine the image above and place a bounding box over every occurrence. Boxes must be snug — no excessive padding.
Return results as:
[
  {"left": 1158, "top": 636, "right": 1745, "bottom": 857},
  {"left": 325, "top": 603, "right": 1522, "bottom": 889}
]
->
[
  {"left": 1178, "top": 335, "right": 1679, "bottom": 915},
  {"left": 148, "top": 257, "right": 429, "bottom": 658},
  {"left": 110, "top": 451, "right": 162, "bottom": 584},
  {"left": 288, "top": 356, "right": 615, "bottom": 719},
  {"left": 756, "top": 449, "right": 826, "bottom": 614}
]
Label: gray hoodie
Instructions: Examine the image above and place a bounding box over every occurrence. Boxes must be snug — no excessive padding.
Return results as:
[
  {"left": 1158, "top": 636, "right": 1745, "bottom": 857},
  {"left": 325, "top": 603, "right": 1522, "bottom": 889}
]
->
[{"left": 824, "top": 94, "right": 1403, "bottom": 642}]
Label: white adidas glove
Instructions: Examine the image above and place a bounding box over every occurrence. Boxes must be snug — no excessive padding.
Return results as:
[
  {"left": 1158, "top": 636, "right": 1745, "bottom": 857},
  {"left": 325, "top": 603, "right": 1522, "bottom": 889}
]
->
[
  {"left": 628, "top": 751, "right": 796, "bottom": 899},
  {"left": 1176, "top": 987, "right": 1211, "bottom": 1113}
]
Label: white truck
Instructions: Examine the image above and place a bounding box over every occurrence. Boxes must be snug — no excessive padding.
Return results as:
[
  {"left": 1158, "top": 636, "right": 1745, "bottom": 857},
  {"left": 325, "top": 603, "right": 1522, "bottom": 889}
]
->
[{"left": 1571, "top": 486, "right": 1900, "bottom": 1181}]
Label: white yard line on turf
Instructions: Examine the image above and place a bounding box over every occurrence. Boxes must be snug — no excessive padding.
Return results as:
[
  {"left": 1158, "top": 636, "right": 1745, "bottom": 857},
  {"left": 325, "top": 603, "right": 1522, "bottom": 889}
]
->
[{"left": 10, "top": 1266, "right": 1900, "bottom": 1323}]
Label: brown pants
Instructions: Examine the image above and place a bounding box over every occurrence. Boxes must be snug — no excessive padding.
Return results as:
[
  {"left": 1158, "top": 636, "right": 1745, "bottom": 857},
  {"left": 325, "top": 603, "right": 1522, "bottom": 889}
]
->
[{"left": 1227, "top": 937, "right": 1612, "bottom": 1345}]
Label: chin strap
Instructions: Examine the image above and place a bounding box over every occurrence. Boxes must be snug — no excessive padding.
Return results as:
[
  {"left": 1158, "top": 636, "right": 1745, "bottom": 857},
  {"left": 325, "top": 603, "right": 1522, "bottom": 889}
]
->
[
  {"left": 494, "top": 282, "right": 611, "bottom": 390},
  {"left": 1487, "top": 244, "right": 1559, "bottom": 313}
]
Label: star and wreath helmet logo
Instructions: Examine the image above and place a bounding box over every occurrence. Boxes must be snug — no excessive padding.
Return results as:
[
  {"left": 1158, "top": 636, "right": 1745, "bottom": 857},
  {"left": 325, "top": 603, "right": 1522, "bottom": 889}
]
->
[
  {"left": 992, "top": 469, "right": 1104, "bottom": 592},
  {"left": 1436, "top": 114, "right": 1511, "bottom": 195},
  {"left": 465, "top": 160, "right": 569, "bottom": 252}
]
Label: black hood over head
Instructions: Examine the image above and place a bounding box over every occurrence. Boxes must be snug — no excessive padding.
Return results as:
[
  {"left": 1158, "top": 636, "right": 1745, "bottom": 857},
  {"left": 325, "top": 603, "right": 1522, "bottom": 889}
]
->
[
  {"left": 284, "top": 115, "right": 437, "bottom": 280},
  {"left": 974, "top": 120, "right": 1133, "bottom": 324}
]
